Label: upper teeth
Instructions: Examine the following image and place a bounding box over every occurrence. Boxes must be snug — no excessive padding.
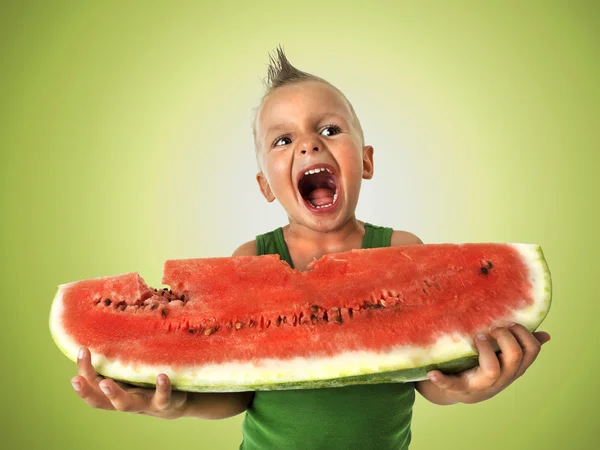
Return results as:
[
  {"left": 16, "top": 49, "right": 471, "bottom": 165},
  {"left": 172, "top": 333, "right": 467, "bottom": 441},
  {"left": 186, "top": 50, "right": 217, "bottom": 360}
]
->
[{"left": 305, "top": 167, "right": 332, "bottom": 176}]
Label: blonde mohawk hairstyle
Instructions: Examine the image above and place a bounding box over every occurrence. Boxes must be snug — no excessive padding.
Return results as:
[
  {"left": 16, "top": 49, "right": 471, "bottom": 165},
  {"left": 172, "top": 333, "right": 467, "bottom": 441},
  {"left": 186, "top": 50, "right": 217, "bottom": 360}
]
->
[
  {"left": 264, "top": 45, "right": 326, "bottom": 90},
  {"left": 252, "top": 45, "right": 364, "bottom": 152}
]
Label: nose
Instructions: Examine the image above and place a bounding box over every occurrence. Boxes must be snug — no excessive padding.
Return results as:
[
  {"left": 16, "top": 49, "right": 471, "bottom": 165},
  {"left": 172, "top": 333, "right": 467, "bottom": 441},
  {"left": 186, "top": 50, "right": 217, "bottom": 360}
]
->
[
  {"left": 300, "top": 146, "right": 319, "bottom": 155},
  {"left": 296, "top": 135, "right": 320, "bottom": 155}
]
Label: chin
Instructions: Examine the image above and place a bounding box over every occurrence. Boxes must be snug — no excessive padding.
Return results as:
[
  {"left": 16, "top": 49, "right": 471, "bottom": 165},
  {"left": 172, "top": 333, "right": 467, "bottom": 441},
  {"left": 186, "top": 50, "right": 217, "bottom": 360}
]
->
[{"left": 295, "top": 208, "right": 352, "bottom": 233}]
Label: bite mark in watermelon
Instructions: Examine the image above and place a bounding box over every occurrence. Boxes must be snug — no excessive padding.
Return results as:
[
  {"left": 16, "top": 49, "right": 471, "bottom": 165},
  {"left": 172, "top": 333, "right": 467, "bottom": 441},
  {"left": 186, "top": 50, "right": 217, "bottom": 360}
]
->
[{"left": 49, "top": 243, "right": 552, "bottom": 392}]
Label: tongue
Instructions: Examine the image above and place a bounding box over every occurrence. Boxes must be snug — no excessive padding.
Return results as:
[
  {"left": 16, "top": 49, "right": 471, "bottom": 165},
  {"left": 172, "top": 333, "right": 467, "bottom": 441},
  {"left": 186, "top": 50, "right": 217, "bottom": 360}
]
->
[{"left": 308, "top": 188, "right": 334, "bottom": 207}]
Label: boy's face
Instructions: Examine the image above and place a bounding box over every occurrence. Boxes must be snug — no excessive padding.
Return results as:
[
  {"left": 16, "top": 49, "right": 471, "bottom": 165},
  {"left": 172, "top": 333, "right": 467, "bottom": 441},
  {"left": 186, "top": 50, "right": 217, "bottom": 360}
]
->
[{"left": 254, "top": 80, "right": 373, "bottom": 232}]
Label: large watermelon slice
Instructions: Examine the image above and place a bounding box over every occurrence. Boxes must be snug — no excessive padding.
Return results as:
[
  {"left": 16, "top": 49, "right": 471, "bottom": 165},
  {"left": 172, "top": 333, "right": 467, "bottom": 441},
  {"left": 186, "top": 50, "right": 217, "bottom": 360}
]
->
[{"left": 49, "top": 243, "right": 551, "bottom": 392}]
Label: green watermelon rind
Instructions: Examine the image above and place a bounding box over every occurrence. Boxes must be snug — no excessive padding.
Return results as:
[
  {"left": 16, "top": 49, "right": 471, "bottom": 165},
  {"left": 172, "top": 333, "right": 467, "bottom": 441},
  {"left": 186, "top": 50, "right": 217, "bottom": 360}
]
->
[{"left": 50, "top": 243, "right": 552, "bottom": 392}]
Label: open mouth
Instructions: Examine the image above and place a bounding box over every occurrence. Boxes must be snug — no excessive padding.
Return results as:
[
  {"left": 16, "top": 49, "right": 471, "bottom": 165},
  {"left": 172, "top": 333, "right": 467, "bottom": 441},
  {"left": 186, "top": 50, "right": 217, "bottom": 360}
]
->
[{"left": 297, "top": 165, "right": 339, "bottom": 211}]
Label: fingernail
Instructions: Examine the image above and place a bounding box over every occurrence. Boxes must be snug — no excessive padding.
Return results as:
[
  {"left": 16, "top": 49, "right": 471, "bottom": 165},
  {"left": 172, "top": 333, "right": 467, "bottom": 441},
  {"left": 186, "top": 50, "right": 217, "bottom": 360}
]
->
[
  {"left": 477, "top": 334, "right": 487, "bottom": 341},
  {"left": 489, "top": 325, "right": 498, "bottom": 331},
  {"left": 428, "top": 372, "right": 439, "bottom": 382},
  {"left": 71, "top": 381, "right": 81, "bottom": 391},
  {"left": 78, "top": 348, "right": 85, "bottom": 360},
  {"left": 100, "top": 384, "right": 111, "bottom": 395},
  {"left": 506, "top": 321, "right": 516, "bottom": 327},
  {"left": 158, "top": 376, "right": 166, "bottom": 386}
]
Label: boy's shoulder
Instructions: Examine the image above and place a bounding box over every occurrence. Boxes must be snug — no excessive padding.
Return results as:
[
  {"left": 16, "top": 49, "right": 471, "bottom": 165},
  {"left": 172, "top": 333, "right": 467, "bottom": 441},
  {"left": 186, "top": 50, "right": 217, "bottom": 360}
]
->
[
  {"left": 232, "top": 240, "right": 257, "bottom": 256},
  {"left": 390, "top": 230, "right": 423, "bottom": 246}
]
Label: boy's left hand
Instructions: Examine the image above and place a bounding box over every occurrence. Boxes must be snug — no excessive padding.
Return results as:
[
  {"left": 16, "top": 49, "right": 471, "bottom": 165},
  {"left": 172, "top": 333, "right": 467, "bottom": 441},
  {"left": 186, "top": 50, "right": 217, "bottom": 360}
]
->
[{"left": 426, "top": 323, "right": 551, "bottom": 404}]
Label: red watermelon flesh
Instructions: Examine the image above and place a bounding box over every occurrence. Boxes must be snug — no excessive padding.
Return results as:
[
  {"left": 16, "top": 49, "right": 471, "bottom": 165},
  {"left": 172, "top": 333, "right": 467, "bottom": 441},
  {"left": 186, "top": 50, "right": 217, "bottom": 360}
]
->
[{"left": 49, "top": 243, "right": 552, "bottom": 392}]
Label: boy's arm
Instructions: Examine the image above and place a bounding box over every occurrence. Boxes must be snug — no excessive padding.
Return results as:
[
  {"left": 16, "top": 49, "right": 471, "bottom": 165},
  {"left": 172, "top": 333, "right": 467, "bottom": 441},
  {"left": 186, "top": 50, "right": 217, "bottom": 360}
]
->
[
  {"left": 390, "top": 230, "right": 550, "bottom": 406},
  {"left": 181, "top": 392, "right": 254, "bottom": 419},
  {"left": 181, "top": 240, "right": 258, "bottom": 419}
]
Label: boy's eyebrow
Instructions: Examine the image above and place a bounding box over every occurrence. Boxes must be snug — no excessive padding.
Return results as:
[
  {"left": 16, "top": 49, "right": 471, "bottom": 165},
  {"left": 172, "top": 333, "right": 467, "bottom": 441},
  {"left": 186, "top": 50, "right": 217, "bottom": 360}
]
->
[{"left": 262, "top": 112, "right": 349, "bottom": 142}]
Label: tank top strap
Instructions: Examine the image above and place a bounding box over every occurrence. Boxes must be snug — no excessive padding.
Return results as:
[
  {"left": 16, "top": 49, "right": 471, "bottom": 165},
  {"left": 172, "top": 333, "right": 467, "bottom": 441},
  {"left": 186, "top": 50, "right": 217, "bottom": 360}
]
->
[
  {"left": 255, "top": 228, "right": 293, "bottom": 267},
  {"left": 362, "top": 223, "right": 394, "bottom": 249}
]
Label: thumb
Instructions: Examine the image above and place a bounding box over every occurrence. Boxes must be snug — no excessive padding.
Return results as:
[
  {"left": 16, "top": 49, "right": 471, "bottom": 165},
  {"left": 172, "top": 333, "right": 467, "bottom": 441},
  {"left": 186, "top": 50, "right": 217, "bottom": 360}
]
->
[
  {"left": 427, "top": 370, "right": 467, "bottom": 393},
  {"left": 533, "top": 331, "right": 551, "bottom": 345}
]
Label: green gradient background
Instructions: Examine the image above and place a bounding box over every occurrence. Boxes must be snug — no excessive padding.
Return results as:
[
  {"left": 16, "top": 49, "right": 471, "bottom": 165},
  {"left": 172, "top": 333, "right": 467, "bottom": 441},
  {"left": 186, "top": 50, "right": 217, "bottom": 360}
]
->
[{"left": 1, "top": 1, "right": 598, "bottom": 449}]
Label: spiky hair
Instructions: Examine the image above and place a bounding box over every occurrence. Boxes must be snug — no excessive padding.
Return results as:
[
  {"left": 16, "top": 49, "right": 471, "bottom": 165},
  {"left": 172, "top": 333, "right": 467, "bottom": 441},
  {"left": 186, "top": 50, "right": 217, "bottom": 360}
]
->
[
  {"left": 264, "top": 45, "right": 326, "bottom": 89},
  {"left": 252, "top": 45, "right": 364, "bottom": 152}
]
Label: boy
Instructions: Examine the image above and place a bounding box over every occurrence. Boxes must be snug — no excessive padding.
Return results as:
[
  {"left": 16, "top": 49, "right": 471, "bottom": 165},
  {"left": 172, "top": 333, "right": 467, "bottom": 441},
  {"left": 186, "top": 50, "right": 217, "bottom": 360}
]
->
[{"left": 71, "top": 46, "right": 551, "bottom": 449}]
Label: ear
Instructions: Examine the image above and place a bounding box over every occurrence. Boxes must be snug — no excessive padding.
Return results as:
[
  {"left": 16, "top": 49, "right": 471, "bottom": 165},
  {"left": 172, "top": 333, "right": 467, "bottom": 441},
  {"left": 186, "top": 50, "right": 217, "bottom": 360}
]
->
[
  {"left": 362, "top": 145, "right": 374, "bottom": 179},
  {"left": 256, "top": 172, "right": 276, "bottom": 202}
]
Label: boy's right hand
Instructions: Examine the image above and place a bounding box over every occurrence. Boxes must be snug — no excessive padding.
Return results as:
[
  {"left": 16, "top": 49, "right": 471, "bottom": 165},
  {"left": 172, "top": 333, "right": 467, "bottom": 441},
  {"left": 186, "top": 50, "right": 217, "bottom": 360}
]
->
[{"left": 71, "top": 347, "right": 188, "bottom": 420}]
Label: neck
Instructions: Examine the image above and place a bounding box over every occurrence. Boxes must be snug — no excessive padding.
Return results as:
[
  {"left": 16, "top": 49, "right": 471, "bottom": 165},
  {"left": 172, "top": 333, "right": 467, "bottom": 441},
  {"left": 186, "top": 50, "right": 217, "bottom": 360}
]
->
[{"left": 286, "top": 215, "right": 363, "bottom": 248}]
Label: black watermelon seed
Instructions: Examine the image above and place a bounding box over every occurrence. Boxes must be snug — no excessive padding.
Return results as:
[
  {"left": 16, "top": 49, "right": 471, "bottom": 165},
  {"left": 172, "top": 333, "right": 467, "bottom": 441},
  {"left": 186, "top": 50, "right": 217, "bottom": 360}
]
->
[
  {"left": 311, "top": 314, "right": 318, "bottom": 324},
  {"left": 188, "top": 328, "right": 195, "bottom": 334},
  {"left": 169, "top": 290, "right": 172, "bottom": 295},
  {"left": 334, "top": 316, "right": 343, "bottom": 324},
  {"left": 151, "top": 304, "right": 158, "bottom": 310},
  {"left": 277, "top": 316, "right": 282, "bottom": 326},
  {"left": 481, "top": 267, "right": 489, "bottom": 275},
  {"left": 487, "top": 261, "right": 493, "bottom": 269},
  {"left": 161, "top": 309, "right": 168, "bottom": 318},
  {"left": 310, "top": 305, "right": 319, "bottom": 312},
  {"left": 180, "top": 295, "right": 185, "bottom": 301},
  {"left": 104, "top": 299, "right": 111, "bottom": 306},
  {"left": 162, "top": 288, "right": 168, "bottom": 291}
]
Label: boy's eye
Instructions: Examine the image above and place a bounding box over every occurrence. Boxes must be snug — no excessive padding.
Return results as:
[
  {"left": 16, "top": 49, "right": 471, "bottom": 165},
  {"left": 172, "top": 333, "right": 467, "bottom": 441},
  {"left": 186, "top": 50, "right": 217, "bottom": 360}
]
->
[
  {"left": 321, "top": 125, "right": 342, "bottom": 137},
  {"left": 274, "top": 136, "right": 292, "bottom": 147}
]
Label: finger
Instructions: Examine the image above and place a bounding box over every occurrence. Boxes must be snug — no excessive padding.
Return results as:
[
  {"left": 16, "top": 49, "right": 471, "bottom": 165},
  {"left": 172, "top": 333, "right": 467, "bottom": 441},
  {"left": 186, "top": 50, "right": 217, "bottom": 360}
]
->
[
  {"left": 77, "top": 347, "right": 105, "bottom": 386},
  {"left": 533, "top": 331, "right": 551, "bottom": 345},
  {"left": 427, "top": 369, "right": 470, "bottom": 394},
  {"left": 152, "top": 374, "right": 172, "bottom": 411},
  {"left": 508, "top": 324, "right": 544, "bottom": 379},
  {"left": 71, "top": 375, "right": 114, "bottom": 410},
  {"left": 471, "top": 332, "right": 501, "bottom": 387},
  {"left": 489, "top": 326, "right": 523, "bottom": 382},
  {"left": 114, "top": 380, "right": 136, "bottom": 390},
  {"left": 99, "top": 378, "right": 149, "bottom": 413}
]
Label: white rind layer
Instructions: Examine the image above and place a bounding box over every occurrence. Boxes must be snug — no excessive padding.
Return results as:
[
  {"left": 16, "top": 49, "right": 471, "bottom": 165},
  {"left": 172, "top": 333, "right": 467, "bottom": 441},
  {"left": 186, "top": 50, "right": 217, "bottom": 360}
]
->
[
  {"left": 49, "top": 244, "right": 552, "bottom": 392},
  {"left": 510, "top": 244, "right": 552, "bottom": 329}
]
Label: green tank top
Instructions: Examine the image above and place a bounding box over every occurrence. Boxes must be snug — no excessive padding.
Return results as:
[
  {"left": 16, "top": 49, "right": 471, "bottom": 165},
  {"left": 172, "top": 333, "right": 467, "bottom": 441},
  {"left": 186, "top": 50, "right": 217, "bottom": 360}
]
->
[{"left": 240, "top": 223, "right": 415, "bottom": 450}]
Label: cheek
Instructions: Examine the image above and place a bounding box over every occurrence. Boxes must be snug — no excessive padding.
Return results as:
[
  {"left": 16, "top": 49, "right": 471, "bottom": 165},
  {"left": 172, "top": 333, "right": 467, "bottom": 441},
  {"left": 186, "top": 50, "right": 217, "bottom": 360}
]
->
[
  {"left": 264, "top": 153, "right": 293, "bottom": 193},
  {"left": 338, "top": 148, "right": 365, "bottom": 181}
]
